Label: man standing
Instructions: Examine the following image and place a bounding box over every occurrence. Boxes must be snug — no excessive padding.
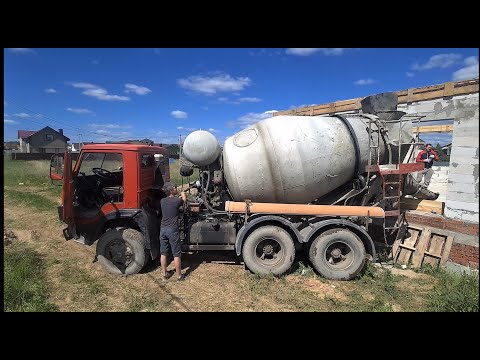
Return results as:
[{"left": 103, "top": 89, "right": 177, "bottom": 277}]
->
[
  {"left": 415, "top": 143, "right": 440, "bottom": 188},
  {"left": 160, "top": 182, "right": 187, "bottom": 282}
]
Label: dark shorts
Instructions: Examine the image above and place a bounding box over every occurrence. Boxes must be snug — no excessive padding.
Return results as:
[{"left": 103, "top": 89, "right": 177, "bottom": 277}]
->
[{"left": 160, "top": 227, "right": 182, "bottom": 257}]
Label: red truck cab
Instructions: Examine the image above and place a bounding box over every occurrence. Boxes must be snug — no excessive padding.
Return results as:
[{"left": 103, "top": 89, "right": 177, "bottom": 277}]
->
[{"left": 50, "top": 144, "right": 169, "bottom": 275}]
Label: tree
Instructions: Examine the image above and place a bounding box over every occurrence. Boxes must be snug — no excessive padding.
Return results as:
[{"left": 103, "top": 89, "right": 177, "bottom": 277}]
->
[
  {"left": 435, "top": 143, "right": 450, "bottom": 162},
  {"left": 166, "top": 144, "right": 179, "bottom": 154}
]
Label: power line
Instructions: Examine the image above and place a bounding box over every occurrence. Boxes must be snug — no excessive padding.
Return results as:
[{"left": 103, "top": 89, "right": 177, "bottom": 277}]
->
[
  {"left": 6, "top": 98, "right": 181, "bottom": 144},
  {"left": 9, "top": 113, "right": 131, "bottom": 141},
  {"left": 5, "top": 99, "right": 132, "bottom": 141}
]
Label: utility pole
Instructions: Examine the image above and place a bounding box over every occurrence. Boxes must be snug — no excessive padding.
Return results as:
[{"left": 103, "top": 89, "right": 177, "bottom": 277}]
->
[{"left": 179, "top": 134, "right": 182, "bottom": 159}]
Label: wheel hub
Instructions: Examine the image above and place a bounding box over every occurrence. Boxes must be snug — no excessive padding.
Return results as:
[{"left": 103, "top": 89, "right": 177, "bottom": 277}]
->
[
  {"left": 331, "top": 248, "right": 342, "bottom": 259},
  {"left": 112, "top": 251, "right": 123, "bottom": 262},
  {"left": 263, "top": 244, "right": 274, "bottom": 255},
  {"left": 107, "top": 241, "right": 133, "bottom": 265}
]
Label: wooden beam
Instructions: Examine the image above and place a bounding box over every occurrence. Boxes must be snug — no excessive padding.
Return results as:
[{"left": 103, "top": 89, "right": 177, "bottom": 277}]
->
[
  {"left": 411, "top": 124, "right": 453, "bottom": 133},
  {"left": 274, "top": 78, "right": 479, "bottom": 116},
  {"left": 401, "top": 198, "right": 444, "bottom": 215}
]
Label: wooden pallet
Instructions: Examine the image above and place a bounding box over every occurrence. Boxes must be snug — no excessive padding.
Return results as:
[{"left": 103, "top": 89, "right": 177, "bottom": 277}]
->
[{"left": 391, "top": 225, "right": 454, "bottom": 268}]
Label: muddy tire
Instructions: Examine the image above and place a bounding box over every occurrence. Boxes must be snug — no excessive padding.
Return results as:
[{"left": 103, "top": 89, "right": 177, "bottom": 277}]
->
[
  {"left": 96, "top": 227, "right": 149, "bottom": 275},
  {"left": 308, "top": 228, "right": 366, "bottom": 280},
  {"left": 242, "top": 225, "right": 295, "bottom": 276}
]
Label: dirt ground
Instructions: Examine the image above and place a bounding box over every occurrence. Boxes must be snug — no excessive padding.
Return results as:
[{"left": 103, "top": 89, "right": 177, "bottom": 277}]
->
[{"left": 4, "top": 198, "right": 438, "bottom": 312}]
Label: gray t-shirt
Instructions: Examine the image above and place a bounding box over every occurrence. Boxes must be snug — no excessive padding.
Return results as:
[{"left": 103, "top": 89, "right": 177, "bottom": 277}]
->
[{"left": 160, "top": 197, "right": 184, "bottom": 228}]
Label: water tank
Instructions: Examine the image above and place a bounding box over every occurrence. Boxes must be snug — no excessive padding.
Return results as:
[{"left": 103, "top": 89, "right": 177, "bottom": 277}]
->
[
  {"left": 183, "top": 130, "right": 221, "bottom": 167},
  {"left": 223, "top": 115, "right": 386, "bottom": 204}
]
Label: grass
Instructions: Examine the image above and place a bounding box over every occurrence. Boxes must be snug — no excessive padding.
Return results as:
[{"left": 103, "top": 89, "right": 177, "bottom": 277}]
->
[
  {"left": 4, "top": 155, "right": 62, "bottom": 198},
  {"left": 59, "top": 261, "right": 107, "bottom": 297},
  {"left": 325, "top": 264, "right": 403, "bottom": 312},
  {"left": 426, "top": 269, "right": 479, "bottom": 312},
  {"left": 4, "top": 241, "right": 59, "bottom": 312},
  {"left": 4, "top": 188, "right": 58, "bottom": 213},
  {"left": 294, "top": 261, "right": 318, "bottom": 278}
]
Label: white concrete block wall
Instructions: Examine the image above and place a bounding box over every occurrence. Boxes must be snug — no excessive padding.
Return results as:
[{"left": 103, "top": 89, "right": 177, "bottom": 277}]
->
[
  {"left": 443, "top": 96, "right": 479, "bottom": 223},
  {"left": 400, "top": 94, "right": 479, "bottom": 223}
]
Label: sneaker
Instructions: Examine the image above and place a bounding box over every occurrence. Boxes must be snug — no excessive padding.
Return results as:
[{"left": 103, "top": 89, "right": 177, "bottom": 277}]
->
[
  {"left": 163, "top": 270, "right": 174, "bottom": 280},
  {"left": 177, "top": 274, "right": 187, "bottom": 282}
]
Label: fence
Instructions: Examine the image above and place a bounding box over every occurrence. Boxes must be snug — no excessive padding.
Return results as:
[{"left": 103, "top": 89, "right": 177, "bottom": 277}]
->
[{"left": 11, "top": 153, "right": 80, "bottom": 161}]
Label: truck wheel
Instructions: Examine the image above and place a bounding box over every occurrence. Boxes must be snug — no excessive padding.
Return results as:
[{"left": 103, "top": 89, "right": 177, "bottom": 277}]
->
[
  {"left": 242, "top": 225, "right": 295, "bottom": 276},
  {"left": 96, "top": 227, "right": 149, "bottom": 275},
  {"left": 308, "top": 228, "right": 366, "bottom": 280}
]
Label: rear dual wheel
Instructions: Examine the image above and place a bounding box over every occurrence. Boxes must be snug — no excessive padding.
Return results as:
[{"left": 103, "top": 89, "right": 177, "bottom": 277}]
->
[
  {"left": 242, "top": 225, "right": 295, "bottom": 276},
  {"left": 308, "top": 228, "right": 366, "bottom": 280}
]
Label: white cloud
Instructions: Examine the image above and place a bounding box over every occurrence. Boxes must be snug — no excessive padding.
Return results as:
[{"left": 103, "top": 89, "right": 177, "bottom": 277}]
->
[
  {"left": 264, "top": 110, "right": 278, "bottom": 114},
  {"left": 227, "top": 111, "right": 273, "bottom": 128},
  {"left": 83, "top": 88, "right": 130, "bottom": 101},
  {"left": 354, "top": 78, "right": 377, "bottom": 86},
  {"left": 406, "top": 72, "right": 415, "bottom": 78},
  {"left": 67, "top": 107, "right": 94, "bottom": 115},
  {"left": 452, "top": 56, "right": 479, "bottom": 81},
  {"left": 4, "top": 119, "right": 19, "bottom": 124},
  {"left": 208, "top": 128, "right": 220, "bottom": 133},
  {"left": 91, "top": 59, "right": 100, "bottom": 65},
  {"left": 178, "top": 72, "right": 251, "bottom": 95},
  {"left": 202, "top": 106, "right": 209, "bottom": 111},
  {"left": 171, "top": 110, "right": 188, "bottom": 119},
  {"left": 45, "top": 88, "right": 57, "bottom": 93},
  {"left": 286, "top": 48, "right": 348, "bottom": 56},
  {"left": 70, "top": 82, "right": 130, "bottom": 101},
  {"left": 96, "top": 129, "right": 109, "bottom": 134},
  {"left": 13, "top": 113, "right": 31, "bottom": 118},
  {"left": 9, "top": 48, "right": 36, "bottom": 54},
  {"left": 217, "top": 97, "right": 239, "bottom": 104},
  {"left": 177, "top": 126, "right": 197, "bottom": 132},
  {"left": 124, "top": 83, "right": 152, "bottom": 95},
  {"left": 412, "top": 53, "right": 462, "bottom": 71},
  {"left": 89, "top": 123, "right": 131, "bottom": 129},
  {"left": 238, "top": 97, "right": 262, "bottom": 103},
  {"left": 71, "top": 82, "right": 97, "bottom": 89}
]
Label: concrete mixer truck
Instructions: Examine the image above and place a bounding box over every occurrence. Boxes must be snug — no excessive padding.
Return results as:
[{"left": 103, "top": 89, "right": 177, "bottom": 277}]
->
[{"left": 50, "top": 92, "right": 436, "bottom": 280}]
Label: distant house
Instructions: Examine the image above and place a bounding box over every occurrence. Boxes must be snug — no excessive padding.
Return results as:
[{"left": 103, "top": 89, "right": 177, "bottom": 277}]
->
[
  {"left": 18, "top": 127, "right": 70, "bottom": 153},
  {"left": 68, "top": 142, "right": 83, "bottom": 152},
  {"left": 140, "top": 138, "right": 154, "bottom": 146},
  {"left": 4, "top": 141, "right": 19, "bottom": 151},
  {"left": 106, "top": 139, "right": 154, "bottom": 145}
]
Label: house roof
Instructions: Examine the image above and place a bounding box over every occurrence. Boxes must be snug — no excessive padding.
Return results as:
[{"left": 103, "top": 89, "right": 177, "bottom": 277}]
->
[
  {"left": 18, "top": 130, "right": 37, "bottom": 139},
  {"left": 18, "top": 127, "right": 70, "bottom": 141}
]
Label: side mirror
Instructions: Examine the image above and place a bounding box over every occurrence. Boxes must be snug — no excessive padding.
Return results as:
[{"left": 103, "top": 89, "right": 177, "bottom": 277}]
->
[{"left": 50, "top": 153, "right": 64, "bottom": 182}]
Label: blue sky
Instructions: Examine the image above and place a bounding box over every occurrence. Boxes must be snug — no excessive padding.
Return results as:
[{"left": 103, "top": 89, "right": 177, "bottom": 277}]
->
[{"left": 4, "top": 48, "right": 478, "bottom": 145}]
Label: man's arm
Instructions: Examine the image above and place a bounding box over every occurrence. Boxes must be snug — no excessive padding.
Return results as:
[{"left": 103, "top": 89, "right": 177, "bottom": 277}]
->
[
  {"left": 431, "top": 150, "right": 440, "bottom": 161},
  {"left": 180, "top": 191, "right": 187, "bottom": 204},
  {"left": 416, "top": 150, "right": 425, "bottom": 163}
]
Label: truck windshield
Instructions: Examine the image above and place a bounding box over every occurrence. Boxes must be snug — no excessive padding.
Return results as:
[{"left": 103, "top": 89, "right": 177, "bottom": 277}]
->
[{"left": 78, "top": 153, "right": 123, "bottom": 175}]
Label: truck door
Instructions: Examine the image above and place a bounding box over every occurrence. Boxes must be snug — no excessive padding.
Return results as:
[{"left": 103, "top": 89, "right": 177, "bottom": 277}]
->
[
  {"left": 50, "top": 151, "right": 75, "bottom": 238},
  {"left": 62, "top": 151, "right": 75, "bottom": 226}
]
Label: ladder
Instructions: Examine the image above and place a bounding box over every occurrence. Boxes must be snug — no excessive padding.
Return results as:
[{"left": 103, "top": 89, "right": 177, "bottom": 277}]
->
[{"left": 365, "top": 113, "right": 425, "bottom": 231}]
